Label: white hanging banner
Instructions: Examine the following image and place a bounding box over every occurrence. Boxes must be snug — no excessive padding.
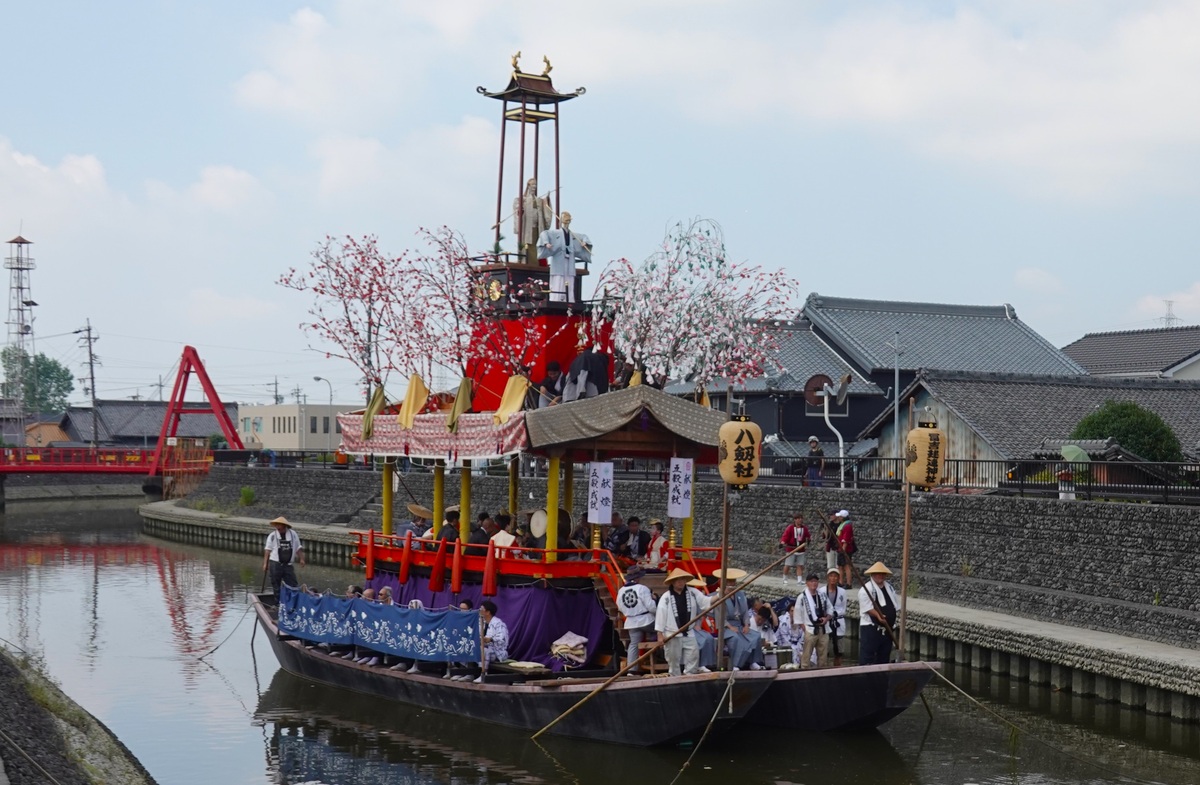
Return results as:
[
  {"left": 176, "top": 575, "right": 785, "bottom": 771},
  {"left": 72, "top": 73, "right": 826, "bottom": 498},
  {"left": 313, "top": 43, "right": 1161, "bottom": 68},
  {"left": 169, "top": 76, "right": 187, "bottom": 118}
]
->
[
  {"left": 587, "top": 462, "right": 614, "bottom": 524},
  {"left": 667, "top": 458, "right": 694, "bottom": 518}
]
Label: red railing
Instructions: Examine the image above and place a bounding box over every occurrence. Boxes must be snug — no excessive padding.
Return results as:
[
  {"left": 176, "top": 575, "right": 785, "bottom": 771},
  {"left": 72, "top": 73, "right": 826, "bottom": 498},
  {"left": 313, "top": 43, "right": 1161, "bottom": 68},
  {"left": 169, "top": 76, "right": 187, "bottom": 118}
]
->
[
  {"left": 0, "top": 447, "right": 159, "bottom": 473},
  {"left": 350, "top": 530, "right": 724, "bottom": 599}
]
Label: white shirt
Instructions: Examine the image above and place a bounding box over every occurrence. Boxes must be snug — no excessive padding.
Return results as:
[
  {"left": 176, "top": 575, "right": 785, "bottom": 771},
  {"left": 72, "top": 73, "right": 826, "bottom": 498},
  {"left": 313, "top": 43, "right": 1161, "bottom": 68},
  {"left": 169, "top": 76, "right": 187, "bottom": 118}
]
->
[
  {"left": 654, "top": 587, "right": 709, "bottom": 636},
  {"left": 264, "top": 528, "right": 302, "bottom": 563},
  {"left": 858, "top": 580, "right": 900, "bottom": 626},
  {"left": 822, "top": 585, "right": 848, "bottom": 636},
  {"left": 617, "top": 583, "right": 657, "bottom": 629},
  {"left": 796, "top": 589, "right": 830, "bottom": 635}
]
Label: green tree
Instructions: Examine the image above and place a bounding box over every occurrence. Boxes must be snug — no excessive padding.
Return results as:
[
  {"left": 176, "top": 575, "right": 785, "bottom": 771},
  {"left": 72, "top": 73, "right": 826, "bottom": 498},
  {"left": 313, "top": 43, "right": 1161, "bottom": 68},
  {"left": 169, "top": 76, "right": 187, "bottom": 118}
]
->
[
  {"left": 1070, "top": 400, "right": 1183, "bottom": 463},
  {"left": 0, "top": 347, "right": 75, "bottom": 413}
]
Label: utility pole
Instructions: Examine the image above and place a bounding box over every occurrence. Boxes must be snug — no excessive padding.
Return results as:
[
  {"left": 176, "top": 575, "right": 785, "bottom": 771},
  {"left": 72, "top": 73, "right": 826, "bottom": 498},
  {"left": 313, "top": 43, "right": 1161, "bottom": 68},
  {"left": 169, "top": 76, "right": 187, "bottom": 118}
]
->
[
  {"left": 152, "top": 375, "right": 165, "bottom": 401},
  {"left": 76, "top": 319, "right": 99, "bottom": 448},
  {"left": 273, "top": 376, "right": 282, "bottom": 405}
]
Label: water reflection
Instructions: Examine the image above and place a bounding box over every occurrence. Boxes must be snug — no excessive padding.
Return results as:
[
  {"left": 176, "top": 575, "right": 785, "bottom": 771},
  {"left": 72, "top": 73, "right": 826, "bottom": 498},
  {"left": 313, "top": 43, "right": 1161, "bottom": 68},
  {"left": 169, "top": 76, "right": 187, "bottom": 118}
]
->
[{"left": 1, "top": 503, "right": 1199, "bottom": 785}]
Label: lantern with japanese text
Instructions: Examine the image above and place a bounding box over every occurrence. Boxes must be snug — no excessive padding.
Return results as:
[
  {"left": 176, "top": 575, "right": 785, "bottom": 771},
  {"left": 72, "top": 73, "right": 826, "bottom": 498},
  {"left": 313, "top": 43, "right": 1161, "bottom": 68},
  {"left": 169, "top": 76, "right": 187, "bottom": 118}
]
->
[
  {"left": 904, "top": 412, "right": 945, "bottom": 488},
  {"left": 718, "top": 416, "right": 762, "bottom": 488}
]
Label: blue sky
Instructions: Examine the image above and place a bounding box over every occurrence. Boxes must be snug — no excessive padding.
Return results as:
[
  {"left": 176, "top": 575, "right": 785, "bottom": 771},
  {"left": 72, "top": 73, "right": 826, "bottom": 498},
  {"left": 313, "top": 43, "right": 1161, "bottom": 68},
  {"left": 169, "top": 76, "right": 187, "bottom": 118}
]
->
[{"left": 2, "top": 1, "right": 1198, "bottom": 406}]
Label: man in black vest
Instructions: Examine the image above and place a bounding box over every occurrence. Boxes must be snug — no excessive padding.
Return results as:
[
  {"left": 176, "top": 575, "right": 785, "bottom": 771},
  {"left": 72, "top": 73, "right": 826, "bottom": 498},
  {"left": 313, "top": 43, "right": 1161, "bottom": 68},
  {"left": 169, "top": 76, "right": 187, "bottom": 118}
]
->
[{"left": 857, "top": 561, "right": 899, "bottom": 665}]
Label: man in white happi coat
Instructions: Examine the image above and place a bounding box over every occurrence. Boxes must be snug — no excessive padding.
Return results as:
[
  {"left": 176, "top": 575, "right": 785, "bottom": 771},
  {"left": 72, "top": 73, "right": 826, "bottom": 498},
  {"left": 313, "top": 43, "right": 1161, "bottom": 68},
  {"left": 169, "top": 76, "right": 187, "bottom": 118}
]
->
[
  {"left": 537, "top": 211, "right": 591, "bottom": 303},
  {"left": 616, "top": 566, "right": 657, "bottom": 675},
  {"left": 823, "top": 567, "right": 848, "bottom": 666},
  {"left": 654, "top": 568, "right": 709, "bottom": 676},
  {"left": 515, "top": 177, "right": 552, "bottom": 265},
  {"left": 858, "top": 561, "right": 900, "bottom": 665},
  {"left": 798, "top": 573, "right": 832, "bottom": 669}
]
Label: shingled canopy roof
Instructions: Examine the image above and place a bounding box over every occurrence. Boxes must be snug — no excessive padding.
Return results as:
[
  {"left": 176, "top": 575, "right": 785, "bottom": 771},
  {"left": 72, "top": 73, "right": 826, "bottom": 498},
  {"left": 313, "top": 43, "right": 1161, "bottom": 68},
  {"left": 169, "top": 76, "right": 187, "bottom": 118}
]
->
[
  {"left": 859, "top": 370, "right": 1200, "bottom": 460},
  {"left": 803, "top": 293, "right": 1086, "bottom": 376},
  {"left": 524, "top": 385, "right": 726, "bottom": 462},
  {"left": 1062, "top": 325, "right": 1200, "bottom": 377}
]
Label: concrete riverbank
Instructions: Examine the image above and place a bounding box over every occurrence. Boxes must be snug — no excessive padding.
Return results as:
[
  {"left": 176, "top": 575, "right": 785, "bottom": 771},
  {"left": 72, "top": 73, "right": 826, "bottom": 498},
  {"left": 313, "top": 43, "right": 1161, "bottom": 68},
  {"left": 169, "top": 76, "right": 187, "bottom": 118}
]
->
[
  {"left": 141, "top": 465, "right": 1200, "bottom": 722},
  {"left": 0, "top": 648, "right": 157, "bottom": 785}
]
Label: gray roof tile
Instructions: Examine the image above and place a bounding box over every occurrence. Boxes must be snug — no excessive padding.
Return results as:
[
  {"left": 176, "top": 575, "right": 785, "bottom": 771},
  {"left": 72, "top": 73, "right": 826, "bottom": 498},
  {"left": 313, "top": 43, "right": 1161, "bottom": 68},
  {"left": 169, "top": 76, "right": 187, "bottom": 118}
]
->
[
  {"left": 1061, "top": 325, "right": 1200, "bottom": 376},
  {"left": 803, "top": 293, "right": 1087, "bottom": 376},
  {"left": 665, "top": 321, "right": 881, "bottom": 395},
  {"left": 63, "top": 400, "right": 237, "bottom": 443},
  {"left": 860, "top": 371, "right": 1200, "bottom": 460}
]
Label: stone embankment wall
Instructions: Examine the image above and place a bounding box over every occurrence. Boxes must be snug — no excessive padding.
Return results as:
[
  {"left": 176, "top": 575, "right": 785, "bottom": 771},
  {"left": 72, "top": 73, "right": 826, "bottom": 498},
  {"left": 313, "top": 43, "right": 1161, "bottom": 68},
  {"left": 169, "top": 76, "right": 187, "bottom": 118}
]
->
[
  {"left": 179, "top": 467, "right": 1200, "bottom": 650},
  {"left": 2, "top": 472, "right": 144, "bottom": 503}
]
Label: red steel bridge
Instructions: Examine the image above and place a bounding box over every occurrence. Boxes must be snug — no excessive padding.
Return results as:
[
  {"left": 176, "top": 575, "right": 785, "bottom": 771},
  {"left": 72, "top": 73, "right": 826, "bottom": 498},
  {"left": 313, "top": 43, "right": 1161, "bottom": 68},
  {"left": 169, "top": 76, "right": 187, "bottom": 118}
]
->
[{"left": 0, "top": 346, "right": 242, "bottom": 484}]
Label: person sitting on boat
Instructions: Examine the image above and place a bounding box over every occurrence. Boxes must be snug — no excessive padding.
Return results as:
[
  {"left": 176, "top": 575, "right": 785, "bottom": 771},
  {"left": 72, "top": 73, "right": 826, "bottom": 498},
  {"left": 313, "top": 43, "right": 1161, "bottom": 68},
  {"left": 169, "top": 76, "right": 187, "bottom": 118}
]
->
[
  {"left": 614, "top": 516, "right": 651, "bottom": 561},
  {"left": 616, "top": 566, "right": 658, "bottom": 675},
  {"left": 714, "top": 568, "right": 764, "bottom": 671},
  {"left": 654, "top": 568, "right": 709, "bottom": 676},
  {"left": 688, "top": 577, "right": 718, "bottom": 673},
  {"left": 603, "top": 513, "right": 628, "bottom": 554},
  {"left": 467, "top": 515, "right": 496, "bottom": 556},
  {"left": 858, "top": 562, "right": 899, "bottom": 665},
  {"left": 440, "top": 512, "right": 462, "bottom": 543},
  {"left": 774, "top": 597, "right": 805, "bottom": 667},
  {"left": 478, "top": 601, "right": 509, "bottom": 682},
  {"left": 643, "top": 519, "right": 668, "bottom": 569},
  {"left": 799, "top": 573, "right": 832, "bottom": 669},
  {"left": 491, "top": 513, "right": 518, "bottom": 552},
  {"left": 537, "top": 361, "right": 565, "bottom": 408},
  {"left": 445, "top": 599, "right": 478, "bottom": 681},
  {"left": 262, "top": 516, "right": 304, "bottom": 603}
]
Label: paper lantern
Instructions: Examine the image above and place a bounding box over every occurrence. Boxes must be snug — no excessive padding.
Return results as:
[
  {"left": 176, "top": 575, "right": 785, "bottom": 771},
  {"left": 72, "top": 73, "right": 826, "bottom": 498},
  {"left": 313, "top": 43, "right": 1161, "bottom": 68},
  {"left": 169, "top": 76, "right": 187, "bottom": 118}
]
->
[
  {"left": 718, "top": 416, "right": 762, "bottom": 487},
  {"left": 905, "top": 416, "right": 945, "bottom": 488}
]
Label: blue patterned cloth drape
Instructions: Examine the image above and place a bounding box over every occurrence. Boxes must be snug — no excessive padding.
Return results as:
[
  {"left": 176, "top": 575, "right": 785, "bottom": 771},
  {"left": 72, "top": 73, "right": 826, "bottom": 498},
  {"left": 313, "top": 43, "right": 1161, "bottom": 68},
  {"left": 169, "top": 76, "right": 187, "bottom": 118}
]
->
[{"left": 277, "top": 585, "right": 481, "bottom": 662}]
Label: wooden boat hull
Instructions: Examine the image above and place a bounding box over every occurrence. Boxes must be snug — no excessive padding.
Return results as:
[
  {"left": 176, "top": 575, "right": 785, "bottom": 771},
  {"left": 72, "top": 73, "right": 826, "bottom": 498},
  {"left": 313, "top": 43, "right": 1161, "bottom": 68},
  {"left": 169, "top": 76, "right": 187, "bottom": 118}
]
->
[
  {"left": 253, "top": 595, "right": 774, "bottom": 747},
  {"left": 746, "top": 661, "right": 939, "bottom": 730}
]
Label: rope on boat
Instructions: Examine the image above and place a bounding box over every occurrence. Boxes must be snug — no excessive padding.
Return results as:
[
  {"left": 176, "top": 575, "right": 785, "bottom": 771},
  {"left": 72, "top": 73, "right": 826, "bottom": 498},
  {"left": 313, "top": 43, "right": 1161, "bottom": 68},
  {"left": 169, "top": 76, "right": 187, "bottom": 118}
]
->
[
  {"left": 667, "top": 671, "right": 736, "bottom": 785},
  {"left": 198, "top": 604, "right": 256, "bottom": 661}
]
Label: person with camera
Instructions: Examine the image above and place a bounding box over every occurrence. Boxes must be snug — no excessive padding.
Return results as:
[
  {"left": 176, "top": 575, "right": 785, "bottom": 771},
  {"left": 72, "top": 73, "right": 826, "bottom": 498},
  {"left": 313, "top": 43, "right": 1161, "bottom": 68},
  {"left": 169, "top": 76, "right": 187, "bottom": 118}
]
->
[
  {"left": 779, "top": 513, "right": 810, "bottom": 584},
  {"left": 798, "top": 573, "right": 832, "bottom": 668},
  {"left": 823, "top": 568, "right": 848, "bottom": 666}
]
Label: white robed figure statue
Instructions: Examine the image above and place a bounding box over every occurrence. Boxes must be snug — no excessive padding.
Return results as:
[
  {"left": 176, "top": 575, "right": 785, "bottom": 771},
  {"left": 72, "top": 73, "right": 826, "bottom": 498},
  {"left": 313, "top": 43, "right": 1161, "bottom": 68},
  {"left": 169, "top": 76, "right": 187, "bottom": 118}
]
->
[{"left": 537, "top": 211, "right": 591, "bottom": 303}]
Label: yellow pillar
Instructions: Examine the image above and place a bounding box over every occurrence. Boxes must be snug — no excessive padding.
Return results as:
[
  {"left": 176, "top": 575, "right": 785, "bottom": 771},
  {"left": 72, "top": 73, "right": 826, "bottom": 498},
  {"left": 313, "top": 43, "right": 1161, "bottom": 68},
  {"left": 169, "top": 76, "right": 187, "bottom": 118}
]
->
[
  {"left": 508, "top": 455, "right": 519, "bottom": 516},
  {"left": 545, "top": 455, "right": 560, "bottom": 563},
  {"left": 459, "top": 459, "right": 472, "bottom": 540},
  {"left": 563, "top": 461, "right": 574, "bottom": 520},
  {"left": 681, "top": 463, "right": 696, "bottom": 548},
  {"left": 381, "top": 460, "right": 394, "bottom": 535},
  {"left": 432, "top": 461, "right": 445, "bottom": 536}
]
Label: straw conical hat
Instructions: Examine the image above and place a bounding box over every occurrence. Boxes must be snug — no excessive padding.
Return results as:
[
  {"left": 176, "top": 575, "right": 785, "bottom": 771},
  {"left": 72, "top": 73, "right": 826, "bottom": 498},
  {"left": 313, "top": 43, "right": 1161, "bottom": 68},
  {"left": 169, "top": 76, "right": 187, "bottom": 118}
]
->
[
  {"left": 686, "top": 578, "right": 707, "bottom": 589},
  {"left": 711, "top": 567, "right": 747, "bottom": 581},
  {"left": 268, "top": 516, "right": 292, "bottom": 528},
  {"left": 864, "top": 561, "right": 893, "bottom": 576},
  {"left": 406, "top": 502, "right": 434, "bottom": 519},
  {"left": 664, "top": 568, "right": 694, "bottom": 583}
]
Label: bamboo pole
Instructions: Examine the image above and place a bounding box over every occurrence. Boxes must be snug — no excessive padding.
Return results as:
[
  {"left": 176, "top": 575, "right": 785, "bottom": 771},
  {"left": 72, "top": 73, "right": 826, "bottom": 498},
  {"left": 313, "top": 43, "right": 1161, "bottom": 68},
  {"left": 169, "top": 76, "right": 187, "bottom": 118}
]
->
[{"left": 531, "top": 545, "right": 801, "bottom": 741}]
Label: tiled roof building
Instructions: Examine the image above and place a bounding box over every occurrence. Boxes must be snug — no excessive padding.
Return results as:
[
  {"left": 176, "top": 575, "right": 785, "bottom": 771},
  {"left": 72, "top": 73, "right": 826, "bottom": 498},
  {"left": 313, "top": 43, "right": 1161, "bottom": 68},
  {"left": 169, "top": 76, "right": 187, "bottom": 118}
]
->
[{"left": 1062, "top": 325, "right": 1200, "bottom": 378}]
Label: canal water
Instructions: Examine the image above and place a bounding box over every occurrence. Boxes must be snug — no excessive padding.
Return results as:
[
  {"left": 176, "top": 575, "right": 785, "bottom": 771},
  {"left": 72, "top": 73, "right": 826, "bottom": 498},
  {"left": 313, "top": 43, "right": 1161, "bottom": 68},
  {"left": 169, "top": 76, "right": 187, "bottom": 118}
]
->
[{"left": 1, "top": 503, "right": 1197, "bottom": 785}]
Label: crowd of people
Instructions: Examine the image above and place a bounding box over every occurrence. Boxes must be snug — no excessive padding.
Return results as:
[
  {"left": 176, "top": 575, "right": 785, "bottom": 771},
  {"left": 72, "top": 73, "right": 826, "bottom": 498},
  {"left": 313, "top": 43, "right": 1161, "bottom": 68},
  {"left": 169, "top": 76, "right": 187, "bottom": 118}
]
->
[{"left": 265, "top": 504, "right": 904, "bottom": 682}]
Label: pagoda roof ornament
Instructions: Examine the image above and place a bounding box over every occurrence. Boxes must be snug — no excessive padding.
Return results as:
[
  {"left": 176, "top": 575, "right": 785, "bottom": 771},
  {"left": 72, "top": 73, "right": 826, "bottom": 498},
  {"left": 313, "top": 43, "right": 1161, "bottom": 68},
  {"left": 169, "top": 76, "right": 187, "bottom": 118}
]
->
[{"left": 478, "top": 53, "right": 585, "bottom": 106}]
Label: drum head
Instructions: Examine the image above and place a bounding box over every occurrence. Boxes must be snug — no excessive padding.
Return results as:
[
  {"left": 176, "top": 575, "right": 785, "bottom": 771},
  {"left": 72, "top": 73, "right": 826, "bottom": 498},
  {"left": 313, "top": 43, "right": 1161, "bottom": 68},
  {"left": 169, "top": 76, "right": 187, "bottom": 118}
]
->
[{"left": 530, "top": 509, "right": 548, "bottom": 538}]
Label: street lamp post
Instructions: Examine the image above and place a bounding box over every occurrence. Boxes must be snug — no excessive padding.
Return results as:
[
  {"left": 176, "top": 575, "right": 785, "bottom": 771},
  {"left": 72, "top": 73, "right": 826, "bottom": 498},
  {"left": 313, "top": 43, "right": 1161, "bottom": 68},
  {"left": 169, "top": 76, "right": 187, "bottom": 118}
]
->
[{"left": 313, "top": 376, "right": 334, "bottom": 459}]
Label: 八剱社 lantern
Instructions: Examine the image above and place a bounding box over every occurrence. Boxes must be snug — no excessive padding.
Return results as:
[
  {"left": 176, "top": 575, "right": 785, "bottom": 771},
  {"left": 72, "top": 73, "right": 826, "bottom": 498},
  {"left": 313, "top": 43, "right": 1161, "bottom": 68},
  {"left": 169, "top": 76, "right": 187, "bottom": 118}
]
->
[
  {"left": 904, "top": 413, "right": 945, "bottom": 488},
  {"left": 718, "top": 416, "right": 762, "bottom": 487}
]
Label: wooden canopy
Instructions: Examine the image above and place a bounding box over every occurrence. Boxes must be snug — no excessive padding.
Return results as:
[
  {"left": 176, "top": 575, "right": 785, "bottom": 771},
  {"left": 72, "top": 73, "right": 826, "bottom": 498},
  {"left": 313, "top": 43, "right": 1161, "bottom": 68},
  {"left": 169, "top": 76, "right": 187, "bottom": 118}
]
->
[{"left": 523, "top": 385, "right": 725, "bottom": 463}]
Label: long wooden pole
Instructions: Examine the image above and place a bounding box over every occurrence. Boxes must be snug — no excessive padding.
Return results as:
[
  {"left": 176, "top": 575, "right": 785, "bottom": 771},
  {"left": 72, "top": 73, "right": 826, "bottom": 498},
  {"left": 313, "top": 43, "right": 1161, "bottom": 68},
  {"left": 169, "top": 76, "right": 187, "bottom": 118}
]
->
[
  {"left": 531, "top": 545, "right": 801, "bottom": 741},
  {"left": 897, "top": 397, "right": 915, "bottom": 661},
  {"left": 715, "top": 385, "right": 733, "bottom": 671}
]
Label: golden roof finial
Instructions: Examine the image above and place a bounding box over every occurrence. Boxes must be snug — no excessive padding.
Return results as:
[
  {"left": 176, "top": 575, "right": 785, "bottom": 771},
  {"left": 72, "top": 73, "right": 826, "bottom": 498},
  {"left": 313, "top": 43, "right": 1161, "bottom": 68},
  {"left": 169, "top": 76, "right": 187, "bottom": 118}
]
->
[
  {"left": 511, "top": 50, "right": 522, "bottom": 71},
  {"left": 542, "top": 55, "right": 553, "bottom": 76}
]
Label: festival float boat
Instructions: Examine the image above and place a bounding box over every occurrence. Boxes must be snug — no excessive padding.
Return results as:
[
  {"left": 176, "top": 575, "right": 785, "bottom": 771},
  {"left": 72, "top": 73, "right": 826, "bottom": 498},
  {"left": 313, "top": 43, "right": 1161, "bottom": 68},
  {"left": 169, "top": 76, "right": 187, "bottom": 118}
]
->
[{"left": 253, "top": 55, "right": 935, "bottom": 746}]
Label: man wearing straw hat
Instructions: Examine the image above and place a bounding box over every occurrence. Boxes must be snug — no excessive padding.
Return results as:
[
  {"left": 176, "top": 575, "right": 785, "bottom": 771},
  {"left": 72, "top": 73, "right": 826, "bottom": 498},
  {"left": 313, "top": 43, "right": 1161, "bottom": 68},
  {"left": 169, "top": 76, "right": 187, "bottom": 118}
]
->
[
  {"left": 654, "top": 568, "right": 709, "bottom": 676},
  {"left": 262, "top": 516, "right": 304, "bottom": 601},
  {"left": 858, "top": 561, "right": 900, "bottom": 665}
]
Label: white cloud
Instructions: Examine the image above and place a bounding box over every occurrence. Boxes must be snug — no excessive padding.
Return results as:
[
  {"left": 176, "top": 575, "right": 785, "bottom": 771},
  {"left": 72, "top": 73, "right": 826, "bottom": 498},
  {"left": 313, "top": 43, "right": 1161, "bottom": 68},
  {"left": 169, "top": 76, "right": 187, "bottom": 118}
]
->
[
  {"left": 1132, "top": 282, "right": 1200, "bottom": 325},
  {"left": 1014, "top": 267, "right": 1065, "bottom": 295},
  {"left": 188, "top": 165, "right": 271, "bottom": 212},
  {"left": 232, "top": 2, "right": 1200, "bottom": 199}
]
